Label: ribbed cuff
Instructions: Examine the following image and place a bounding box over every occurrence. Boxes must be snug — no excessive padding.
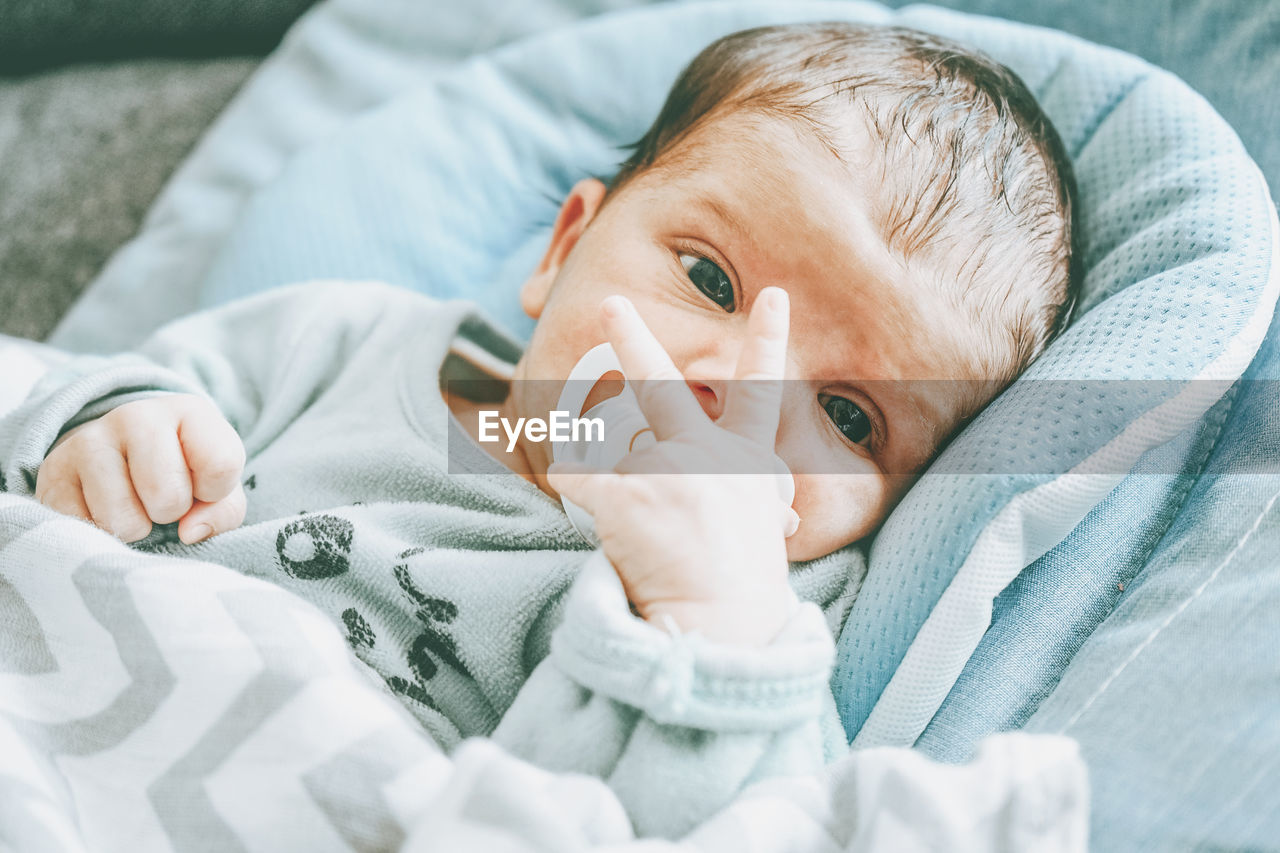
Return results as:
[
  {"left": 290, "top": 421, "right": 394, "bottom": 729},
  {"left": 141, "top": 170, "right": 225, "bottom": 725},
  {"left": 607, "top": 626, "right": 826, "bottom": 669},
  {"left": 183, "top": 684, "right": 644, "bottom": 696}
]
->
[
  {"left": 1, "top": 355, "right": 202, "bottom": 495},
  {"left": 550, "top": 550, "right": 834, "bottom": 732}
]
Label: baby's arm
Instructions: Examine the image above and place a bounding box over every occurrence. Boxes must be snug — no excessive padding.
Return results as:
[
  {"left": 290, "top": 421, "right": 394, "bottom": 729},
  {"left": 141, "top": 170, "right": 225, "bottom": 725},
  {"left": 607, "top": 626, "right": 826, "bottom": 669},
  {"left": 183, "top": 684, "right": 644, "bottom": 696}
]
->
[
  {"left": 493, "top": 549, "right": 843, "bottom": 839},
  {"left": 2, "top": 281, "right": 429, "bottom": 540},
  {"left": 495, "top": 289, "right": 845, "bottom": 837}
]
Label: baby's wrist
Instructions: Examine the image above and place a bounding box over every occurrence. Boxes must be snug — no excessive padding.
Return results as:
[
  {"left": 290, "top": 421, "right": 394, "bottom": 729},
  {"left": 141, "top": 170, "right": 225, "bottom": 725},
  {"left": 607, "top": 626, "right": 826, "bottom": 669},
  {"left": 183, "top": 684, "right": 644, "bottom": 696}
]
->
[{"left": 643, "top": 589, "right": 795, "bottom": 647}]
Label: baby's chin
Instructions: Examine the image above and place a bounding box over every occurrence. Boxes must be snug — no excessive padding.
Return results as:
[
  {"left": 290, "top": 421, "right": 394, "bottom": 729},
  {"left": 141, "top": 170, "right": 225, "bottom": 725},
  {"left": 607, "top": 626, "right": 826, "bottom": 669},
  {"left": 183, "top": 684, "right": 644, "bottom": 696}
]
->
[
  {"left": 784, "top": 520, "right": 874, "bottom": 563},
  {"left": 784, "top": 476, "right": 888, "bottom": 562}
]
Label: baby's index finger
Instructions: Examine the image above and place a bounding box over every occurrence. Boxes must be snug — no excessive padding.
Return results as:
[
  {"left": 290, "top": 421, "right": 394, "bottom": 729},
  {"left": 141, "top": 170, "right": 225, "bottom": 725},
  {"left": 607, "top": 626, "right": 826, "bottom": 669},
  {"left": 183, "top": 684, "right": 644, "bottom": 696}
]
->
[
  {"left": 600, "top": 296, "right": 681, "bottom": 380},
  {"left": 737, "top": 287, "right": 790, "bottom": 381},
  {"left": 600, "top": 295, "right": 706, "bottom": 437},
  {"left": 719, "top": 287, "right": 789, "bottom": 445}
]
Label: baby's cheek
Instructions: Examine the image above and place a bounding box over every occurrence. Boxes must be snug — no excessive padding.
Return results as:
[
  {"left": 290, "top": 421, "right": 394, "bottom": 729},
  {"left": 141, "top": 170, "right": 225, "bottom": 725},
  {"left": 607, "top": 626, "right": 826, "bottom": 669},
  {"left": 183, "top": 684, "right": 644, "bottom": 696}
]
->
[{"left": 785, "top": 470, "right": 891, "bottom": 562}]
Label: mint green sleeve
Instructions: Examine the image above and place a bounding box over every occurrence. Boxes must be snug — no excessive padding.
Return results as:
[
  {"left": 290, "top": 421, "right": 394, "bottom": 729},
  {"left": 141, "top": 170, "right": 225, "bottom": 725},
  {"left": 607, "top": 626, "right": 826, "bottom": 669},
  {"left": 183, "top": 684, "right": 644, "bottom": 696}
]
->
[
  {"left": 0, "top": 280, "right": 422, "bottom": 495},
  {"left": 492, "top": 550, "right": 846, "bottom": 839}
]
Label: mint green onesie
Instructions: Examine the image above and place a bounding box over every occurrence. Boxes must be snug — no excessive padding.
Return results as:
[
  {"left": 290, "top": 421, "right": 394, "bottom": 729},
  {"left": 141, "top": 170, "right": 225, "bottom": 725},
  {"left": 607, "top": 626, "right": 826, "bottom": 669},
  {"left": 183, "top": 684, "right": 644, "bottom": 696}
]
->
[{"left": 0, "top": 280, "right": 866, "bottom": 838}]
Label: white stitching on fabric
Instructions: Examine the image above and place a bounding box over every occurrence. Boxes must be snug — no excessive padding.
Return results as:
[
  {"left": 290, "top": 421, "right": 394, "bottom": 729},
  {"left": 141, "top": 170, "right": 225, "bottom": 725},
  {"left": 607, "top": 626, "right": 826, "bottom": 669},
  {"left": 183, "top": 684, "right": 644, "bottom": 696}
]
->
[
  {"left": 1116, "top": 383, "right": 1240, "bottom": 596},
  {"left": 1058, "top": 488, "right": 1280, "bottom": 733}
]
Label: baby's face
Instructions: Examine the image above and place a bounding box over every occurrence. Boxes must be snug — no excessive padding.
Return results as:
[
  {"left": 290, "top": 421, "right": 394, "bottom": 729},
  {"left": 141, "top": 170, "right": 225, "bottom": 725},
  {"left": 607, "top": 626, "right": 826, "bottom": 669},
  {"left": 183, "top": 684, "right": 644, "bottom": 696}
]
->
[{"left": 510, "top": 112, "right": 995, "bottom": 560}]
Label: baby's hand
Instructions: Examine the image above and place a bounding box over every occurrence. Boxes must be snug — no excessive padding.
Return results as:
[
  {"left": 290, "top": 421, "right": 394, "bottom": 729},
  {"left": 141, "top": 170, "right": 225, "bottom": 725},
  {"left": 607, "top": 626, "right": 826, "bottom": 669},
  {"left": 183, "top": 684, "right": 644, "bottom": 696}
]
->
[
  {"left": 548, "top": 288, "right": 795, "bottom": 646},
  {"left": 36, "top": 395, "right": 247, "bottom": 544}
]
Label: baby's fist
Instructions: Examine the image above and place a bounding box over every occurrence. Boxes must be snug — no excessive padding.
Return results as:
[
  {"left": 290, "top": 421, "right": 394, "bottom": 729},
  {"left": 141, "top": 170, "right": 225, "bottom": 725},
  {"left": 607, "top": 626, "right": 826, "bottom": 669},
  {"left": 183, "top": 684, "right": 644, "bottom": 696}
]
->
[{"left": 36, "top": 394, "right": 247, "bottom": 544}]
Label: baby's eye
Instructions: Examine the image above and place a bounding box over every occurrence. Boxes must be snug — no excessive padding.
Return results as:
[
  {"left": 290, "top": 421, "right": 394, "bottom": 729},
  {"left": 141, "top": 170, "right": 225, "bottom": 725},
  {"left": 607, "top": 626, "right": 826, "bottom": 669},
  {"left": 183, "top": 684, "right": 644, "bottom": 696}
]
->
[
  {"left": 822, "top": 395, "right": 872, "bottom": 447},
  {"left": 679, "top": 253, "right": 736, "bottom": 312}
]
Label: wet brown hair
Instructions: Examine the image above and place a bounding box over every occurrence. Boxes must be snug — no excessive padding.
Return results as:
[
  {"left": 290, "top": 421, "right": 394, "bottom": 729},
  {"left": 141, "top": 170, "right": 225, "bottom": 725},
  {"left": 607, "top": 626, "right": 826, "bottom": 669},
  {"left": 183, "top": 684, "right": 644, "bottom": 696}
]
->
[{"left": 611, "top": 23, "right": 1081, "bottom": 384}]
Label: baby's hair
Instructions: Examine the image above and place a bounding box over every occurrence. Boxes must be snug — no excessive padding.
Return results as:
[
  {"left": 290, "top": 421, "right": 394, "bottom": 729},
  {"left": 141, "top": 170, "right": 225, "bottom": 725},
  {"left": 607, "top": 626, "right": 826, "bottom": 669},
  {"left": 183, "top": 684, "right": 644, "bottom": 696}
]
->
[{"left": 611, "top": 23, "right": 1081, "bottom": 385}]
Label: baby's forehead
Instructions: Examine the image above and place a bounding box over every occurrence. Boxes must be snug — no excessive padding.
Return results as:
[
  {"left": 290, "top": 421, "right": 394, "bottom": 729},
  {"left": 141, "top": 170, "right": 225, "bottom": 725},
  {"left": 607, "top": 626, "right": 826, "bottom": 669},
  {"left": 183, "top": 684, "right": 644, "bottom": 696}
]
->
[
  {"left": 631, "top": 113, "right": 883, "bottom": 248},
  {"left": 653, "top": 106, "right": 881, "bottom": 187},
  {"left": 628, "top": 111, "right": 1024, "bottom": 375},
  {"left": 643, "top": 109, "right": 971, "bottom": 281}
]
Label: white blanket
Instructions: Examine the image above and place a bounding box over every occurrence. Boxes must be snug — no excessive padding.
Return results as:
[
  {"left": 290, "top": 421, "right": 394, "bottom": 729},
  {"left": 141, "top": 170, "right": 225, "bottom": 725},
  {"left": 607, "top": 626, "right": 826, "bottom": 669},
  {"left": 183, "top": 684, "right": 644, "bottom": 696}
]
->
[{"left": 0, "top": 500, "right": 1087, "bottom": 852}]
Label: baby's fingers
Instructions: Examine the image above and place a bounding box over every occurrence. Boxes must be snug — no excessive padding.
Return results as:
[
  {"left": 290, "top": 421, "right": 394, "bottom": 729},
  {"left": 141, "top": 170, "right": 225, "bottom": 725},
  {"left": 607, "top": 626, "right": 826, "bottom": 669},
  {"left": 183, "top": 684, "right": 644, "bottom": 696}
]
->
[
  {"left": 782, "top": 505, "right": 801, "bottom": 538},
  {"left": 546, "top": 461, "right": 621, "bottom": 519},
  {"left": 719, "top": 287, "right": 789, "bottom": 446},
  {"left": 123, "top": 419, "right": 193, "bottom": 525},
  {"left": 600, "top": 296, "right": 706, "bottom": 438},
  {"left": 77, "top": 445, "right": 153, "bottom": 542},
  {"left": 176, "top": 401, "right": 246, "bottom": 503},
  {"left": 34, "top": 474, "right": 92, "bottom": 525}
]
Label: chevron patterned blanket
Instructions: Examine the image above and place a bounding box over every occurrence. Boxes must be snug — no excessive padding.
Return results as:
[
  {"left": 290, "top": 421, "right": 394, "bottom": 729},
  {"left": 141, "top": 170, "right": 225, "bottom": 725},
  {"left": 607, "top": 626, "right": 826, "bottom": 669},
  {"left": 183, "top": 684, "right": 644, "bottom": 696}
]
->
[
  {"left": 0, "top": 335, "right": 1086, "bottom": 850},
  {"left": 0, "top": 491, "right": 1088, "bottom": 852}
]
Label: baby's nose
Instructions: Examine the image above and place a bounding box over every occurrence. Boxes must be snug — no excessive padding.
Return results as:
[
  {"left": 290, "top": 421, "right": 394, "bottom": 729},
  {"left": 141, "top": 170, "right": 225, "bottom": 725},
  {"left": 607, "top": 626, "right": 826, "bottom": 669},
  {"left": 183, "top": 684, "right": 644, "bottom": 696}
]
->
[
  {"left": 678, "top": 331, "right": 745, "bottom": 422},
  {"left": 686, "top": 380, "right": 725, "bottom": 421}
]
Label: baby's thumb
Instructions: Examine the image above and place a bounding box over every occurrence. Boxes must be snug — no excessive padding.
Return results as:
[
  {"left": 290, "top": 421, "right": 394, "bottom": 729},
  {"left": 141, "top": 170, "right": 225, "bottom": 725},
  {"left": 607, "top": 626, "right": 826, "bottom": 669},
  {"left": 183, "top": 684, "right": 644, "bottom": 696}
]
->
[
  {"left": 782, "top": 505, "right": 801, "bottom": 538},
  {"left": 546, "top": 461, "right": 611, "bottom": 516},
  {"left": 177, "top": 483, "right": 247, "bottom": 544}
]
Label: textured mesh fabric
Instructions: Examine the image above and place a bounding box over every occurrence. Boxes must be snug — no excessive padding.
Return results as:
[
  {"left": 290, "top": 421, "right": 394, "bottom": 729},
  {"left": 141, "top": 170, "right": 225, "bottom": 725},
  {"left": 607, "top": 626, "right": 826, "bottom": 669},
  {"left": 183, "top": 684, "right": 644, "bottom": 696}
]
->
[{"left": 840, "top": 8, "right": 1279, "bottom": 745}]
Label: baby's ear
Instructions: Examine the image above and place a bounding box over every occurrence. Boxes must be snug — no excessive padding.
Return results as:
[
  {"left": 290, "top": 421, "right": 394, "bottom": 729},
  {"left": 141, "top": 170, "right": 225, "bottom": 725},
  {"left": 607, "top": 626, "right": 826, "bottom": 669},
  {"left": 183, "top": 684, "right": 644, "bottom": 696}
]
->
[{"left": 521, "top": 178, "right": 607, "bottom": 319}]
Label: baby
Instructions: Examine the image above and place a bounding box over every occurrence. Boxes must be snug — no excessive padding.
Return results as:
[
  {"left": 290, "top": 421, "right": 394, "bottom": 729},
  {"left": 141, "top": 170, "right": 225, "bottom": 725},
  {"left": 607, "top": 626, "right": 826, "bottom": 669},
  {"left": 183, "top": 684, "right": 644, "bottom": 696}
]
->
[{"left": 1, "top": 22, "right": 1077, "bottom": 838}]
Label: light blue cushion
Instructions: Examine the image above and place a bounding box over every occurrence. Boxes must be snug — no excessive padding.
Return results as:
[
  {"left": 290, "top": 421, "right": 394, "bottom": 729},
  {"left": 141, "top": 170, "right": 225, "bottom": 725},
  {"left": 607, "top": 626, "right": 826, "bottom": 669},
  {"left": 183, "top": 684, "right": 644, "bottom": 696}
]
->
[
  {"left": 197, "top": 0, "right": 1279, "bottom": 762},
  {"left": 1019, "top": 313, "right": 1280, "bottom": 851}
]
